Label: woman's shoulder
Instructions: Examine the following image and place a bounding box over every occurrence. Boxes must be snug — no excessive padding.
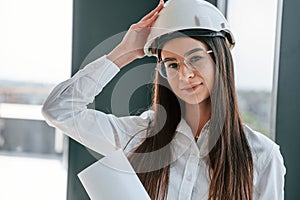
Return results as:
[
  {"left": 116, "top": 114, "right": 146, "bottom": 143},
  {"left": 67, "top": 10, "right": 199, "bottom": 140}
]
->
[
  {"left": 243, "top": 124, "right": 282, "bottom": 170},
  {"left": 139, "top": 109, "right": 155, "bottom": 120},
  {"left": 243, "top": 124, "right": 286, "bottom": 197}
]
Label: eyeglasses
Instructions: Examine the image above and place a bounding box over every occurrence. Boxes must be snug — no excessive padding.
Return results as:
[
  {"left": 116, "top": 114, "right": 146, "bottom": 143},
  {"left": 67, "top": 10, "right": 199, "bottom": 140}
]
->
[{"left": 157, "top": 48, "right": 213, "bottom": 79}]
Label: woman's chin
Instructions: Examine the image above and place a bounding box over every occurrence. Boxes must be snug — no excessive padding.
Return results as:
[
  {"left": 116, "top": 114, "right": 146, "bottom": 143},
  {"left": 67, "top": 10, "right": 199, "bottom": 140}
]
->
[{"left": 180, "top": 95, "right": 208, "bottom": 105}]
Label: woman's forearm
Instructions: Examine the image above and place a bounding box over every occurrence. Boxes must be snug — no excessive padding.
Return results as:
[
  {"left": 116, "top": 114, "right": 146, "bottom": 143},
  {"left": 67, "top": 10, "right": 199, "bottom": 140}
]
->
[{"left": 107, "top": 44, "right": 137, "bottom": 69}]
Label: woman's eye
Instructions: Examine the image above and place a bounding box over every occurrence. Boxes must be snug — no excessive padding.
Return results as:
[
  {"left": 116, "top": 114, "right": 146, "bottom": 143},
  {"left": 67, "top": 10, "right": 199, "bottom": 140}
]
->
[
  {"left": 189, "top": 56, "right": 201, "bottom": 63},
  {"left": 167, "top": 63, "right": 179, "bottom": 69}
]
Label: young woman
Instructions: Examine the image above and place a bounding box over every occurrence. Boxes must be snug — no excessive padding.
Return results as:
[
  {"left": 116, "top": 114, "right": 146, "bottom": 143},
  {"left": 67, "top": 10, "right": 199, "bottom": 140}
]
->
[{"left": 42, "top": 0, "right": 286, "bottom": 199}]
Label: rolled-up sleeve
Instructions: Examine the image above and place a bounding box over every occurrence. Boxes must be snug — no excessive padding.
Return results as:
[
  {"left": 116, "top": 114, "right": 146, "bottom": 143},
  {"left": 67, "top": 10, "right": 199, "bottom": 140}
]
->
[{"left": 42, "top": 55, "right": 152, "bottom": 156}]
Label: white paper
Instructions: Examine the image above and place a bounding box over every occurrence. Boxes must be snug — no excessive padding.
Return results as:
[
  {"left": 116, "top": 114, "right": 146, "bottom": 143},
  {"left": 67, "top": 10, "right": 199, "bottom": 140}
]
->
[{"left": 78, "top": 149, "right": 151, "bottom": 200}]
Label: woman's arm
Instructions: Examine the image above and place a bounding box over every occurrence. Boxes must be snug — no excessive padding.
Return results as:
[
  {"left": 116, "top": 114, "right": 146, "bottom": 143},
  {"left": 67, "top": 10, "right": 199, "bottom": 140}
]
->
[
  {"left": 42, "top": 56, "right": 120, "bottom": 156},
  {"left": 42, "top": 1, "right": 164, "bottom": 156},
  {"left": 42, "top": 54, "right": 156, "bottom": 156}
]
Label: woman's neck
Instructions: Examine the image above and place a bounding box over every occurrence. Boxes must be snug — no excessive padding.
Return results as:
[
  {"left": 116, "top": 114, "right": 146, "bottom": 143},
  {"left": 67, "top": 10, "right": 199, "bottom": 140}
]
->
[{"left": 184, "top": 99, "right": 211, "bottom": 140}]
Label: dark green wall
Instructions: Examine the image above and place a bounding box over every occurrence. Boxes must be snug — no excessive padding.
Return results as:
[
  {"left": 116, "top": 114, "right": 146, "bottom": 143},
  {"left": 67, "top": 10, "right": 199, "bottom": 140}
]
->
[{"left": 275, "top": 0, "right": 300, "bottom": 199}]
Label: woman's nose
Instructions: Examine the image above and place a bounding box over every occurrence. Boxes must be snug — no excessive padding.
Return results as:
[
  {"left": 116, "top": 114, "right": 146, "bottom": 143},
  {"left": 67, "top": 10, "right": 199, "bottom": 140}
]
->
[{"left": 178, "top": 63, "right": 195, "bottom": 79}]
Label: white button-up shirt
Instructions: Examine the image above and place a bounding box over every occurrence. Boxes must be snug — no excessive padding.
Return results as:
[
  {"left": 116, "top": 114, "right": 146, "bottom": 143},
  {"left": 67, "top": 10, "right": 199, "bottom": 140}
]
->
[{"left": 42, "top": 55, "right": 286, "bottom": 200}]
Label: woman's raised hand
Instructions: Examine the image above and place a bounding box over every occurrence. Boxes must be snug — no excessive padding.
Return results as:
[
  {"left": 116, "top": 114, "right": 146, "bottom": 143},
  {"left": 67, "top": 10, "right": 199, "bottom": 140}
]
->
[{"left": 107, "top": 0, "right": 164, "bottom": 68}]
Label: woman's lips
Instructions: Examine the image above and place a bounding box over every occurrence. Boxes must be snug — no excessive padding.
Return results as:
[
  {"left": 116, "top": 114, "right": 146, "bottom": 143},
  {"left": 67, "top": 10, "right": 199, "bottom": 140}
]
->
[{"left": 180, "top": 82, "right": 203, "bottom": 92}]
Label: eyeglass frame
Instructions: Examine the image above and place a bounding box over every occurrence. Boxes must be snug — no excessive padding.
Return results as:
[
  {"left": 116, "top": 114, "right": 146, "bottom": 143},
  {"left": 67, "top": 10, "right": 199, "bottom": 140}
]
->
[{"left": 156, "top": 47, "right": 213, "bottom": 79}]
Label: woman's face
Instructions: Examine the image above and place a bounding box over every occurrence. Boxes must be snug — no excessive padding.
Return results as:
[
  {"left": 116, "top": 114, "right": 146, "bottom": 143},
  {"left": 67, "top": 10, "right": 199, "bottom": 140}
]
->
[{"left": 160, "top": 37, "right": 215, "bottom": 105}]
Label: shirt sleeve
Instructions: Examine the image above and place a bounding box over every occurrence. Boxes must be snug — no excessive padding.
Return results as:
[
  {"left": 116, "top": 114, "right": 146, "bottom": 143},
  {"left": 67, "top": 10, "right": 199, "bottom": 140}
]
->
[
  {"left": 256, "top": 144, "right": 286, "bottom": 200},
  {"left": 41, "top": 55, "right": 153, "bottom": 156}
]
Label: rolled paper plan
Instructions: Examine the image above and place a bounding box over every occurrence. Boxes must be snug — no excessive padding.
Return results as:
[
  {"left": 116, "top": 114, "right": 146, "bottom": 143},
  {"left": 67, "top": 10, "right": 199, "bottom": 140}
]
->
[{"left": 78, "top": 149, "right": 151, "bottom": 200}]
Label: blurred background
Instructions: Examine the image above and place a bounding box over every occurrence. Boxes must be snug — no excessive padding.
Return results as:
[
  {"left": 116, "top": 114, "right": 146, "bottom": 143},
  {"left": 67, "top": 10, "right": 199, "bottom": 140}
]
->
[
  {"left": 0, "top": 0, "right": 72, "bottom": 199},
  {"left": 0, "top": 0, "right": 299, "bottom": 199}
]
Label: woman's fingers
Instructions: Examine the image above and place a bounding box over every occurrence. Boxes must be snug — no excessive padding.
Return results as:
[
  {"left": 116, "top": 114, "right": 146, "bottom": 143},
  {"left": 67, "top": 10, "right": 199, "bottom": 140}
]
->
[
  {"left": 130, "top": 9, "right": 159, "bottom": 31},
  {"left": 137, "top": 11, "right": 159, "bottom": 28},
  {"left": 140, "top": 0, "right": 164, "bottom": 22},
  {"left": 109, "top": 0, "right": 164, "bottom": 63}
]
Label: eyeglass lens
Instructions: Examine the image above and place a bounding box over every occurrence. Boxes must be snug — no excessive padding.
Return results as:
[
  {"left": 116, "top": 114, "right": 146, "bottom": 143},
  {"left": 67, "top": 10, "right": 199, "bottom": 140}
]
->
[{"left": 158, "top": 49, "right": 212, "bottom": 78}]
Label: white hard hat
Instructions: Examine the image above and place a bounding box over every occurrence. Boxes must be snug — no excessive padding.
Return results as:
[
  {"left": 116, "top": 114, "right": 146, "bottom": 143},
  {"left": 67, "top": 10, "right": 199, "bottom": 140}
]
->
[{"left": 144, "top": 0, "right": 235, "bottom": 56}]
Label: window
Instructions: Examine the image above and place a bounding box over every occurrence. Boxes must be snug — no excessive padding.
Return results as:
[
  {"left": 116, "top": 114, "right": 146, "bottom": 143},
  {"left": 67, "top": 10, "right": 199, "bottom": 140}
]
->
[
  {"left": 0, "top": 0, "right": 72, "bottom": 199},
  {"left": 227, "top": 0, "right": 278, "bottom": 138}
]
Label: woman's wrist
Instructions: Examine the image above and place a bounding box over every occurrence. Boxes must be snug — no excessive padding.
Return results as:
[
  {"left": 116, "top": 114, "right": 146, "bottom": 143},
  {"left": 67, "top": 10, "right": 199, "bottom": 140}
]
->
[{"left": 107, "top": 45, "right": 137, "bottom": 69}]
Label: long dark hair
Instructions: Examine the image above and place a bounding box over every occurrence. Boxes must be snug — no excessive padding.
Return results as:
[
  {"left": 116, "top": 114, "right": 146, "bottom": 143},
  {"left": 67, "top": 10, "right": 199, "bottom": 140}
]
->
[{"left": 128, "top": 30, "right": 254, "bottom": 200}]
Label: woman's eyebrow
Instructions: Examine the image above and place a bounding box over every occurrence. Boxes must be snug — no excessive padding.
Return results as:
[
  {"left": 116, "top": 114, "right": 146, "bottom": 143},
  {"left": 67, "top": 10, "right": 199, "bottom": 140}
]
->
[
  {"left": 184, "top": 47, "right": 205, "bottom": 57},
  {"left": 161, "top": 57, "right": 177, "bottom": 62},
  {"left": 161, "top": 47, "right": 205, "bottom": 61}
]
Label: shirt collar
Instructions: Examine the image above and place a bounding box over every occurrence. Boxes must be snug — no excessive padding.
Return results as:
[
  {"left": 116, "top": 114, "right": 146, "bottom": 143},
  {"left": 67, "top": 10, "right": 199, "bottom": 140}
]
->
[{"left": 175, "top": 118, "right": 211, "bottom": 158}]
